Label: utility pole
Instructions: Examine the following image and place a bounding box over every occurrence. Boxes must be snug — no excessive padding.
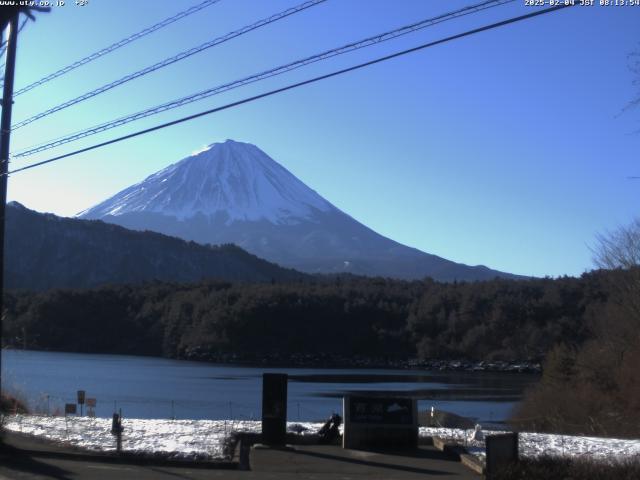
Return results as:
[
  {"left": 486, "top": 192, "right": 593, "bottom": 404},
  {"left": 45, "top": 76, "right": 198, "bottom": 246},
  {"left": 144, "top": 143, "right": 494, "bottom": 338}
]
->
[{"left": 0, "top": 12, "right": 20, "bottom": 400}]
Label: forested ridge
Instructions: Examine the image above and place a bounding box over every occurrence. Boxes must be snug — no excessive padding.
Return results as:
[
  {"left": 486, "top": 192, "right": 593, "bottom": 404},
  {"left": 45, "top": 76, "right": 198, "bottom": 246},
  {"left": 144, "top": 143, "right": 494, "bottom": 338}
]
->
[
  {"left": 5, "top": 202, "right": 307, "bottom": 290},
  {"left": 2, "top": 269, "right": 623, "bottom": 365}
]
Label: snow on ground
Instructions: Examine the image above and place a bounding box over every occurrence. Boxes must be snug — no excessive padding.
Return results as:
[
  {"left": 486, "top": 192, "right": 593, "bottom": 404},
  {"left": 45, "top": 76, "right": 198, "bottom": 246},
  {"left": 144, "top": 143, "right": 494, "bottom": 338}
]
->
[
  {"left": 421, "top": 427, "right": 640, "bottom": 461},
  {"left": 2, "top": 415, "right": 322, "bottom": 460},
  {"left": 3, "top": 415, "right": 640, "bottom": 462}
]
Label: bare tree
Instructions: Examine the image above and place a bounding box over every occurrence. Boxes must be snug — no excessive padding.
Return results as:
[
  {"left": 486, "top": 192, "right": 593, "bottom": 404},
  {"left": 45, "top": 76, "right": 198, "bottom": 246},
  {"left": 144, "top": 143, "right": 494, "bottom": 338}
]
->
[
  {"left": 515, "top": 222, "right": 640, "bottom": 436},
  {"left": 590, "top": 218, "right": 640, "bottom": 360},
  {"left": 592, "top": 217, "right": 640, "bottom": 270}
]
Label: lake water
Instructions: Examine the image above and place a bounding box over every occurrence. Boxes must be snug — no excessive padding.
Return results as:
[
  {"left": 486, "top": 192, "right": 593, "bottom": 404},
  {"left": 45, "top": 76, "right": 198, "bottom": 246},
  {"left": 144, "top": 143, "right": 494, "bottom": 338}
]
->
[{"left": 1, "top": 350, "right": 538, "bottom": 425}]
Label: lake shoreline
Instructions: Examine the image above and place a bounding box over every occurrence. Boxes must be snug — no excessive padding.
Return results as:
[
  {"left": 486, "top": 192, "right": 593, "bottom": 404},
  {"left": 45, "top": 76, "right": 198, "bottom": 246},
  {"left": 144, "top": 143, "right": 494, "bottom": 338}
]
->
[
  {"left": 179, "top": 348, "right": 542, "bottom": 374},
  {"left": 2, "top": 346, "right": 542, "bottom": 374}
]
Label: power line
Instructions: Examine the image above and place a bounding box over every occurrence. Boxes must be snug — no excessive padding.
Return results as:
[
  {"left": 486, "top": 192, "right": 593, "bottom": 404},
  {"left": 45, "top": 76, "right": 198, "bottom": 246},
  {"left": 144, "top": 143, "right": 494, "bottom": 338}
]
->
[
  {"left": 12, "top": 0, "right": 222, "bottom": 97},
  {"left": 11, "top": 0, "right": 327, "bottom": 130},
  {"left": 7, "top": 3, "right": 574, "bottom": 176},
  {"left": 14, "top": 0, "right": 514, "bottom": 159}
]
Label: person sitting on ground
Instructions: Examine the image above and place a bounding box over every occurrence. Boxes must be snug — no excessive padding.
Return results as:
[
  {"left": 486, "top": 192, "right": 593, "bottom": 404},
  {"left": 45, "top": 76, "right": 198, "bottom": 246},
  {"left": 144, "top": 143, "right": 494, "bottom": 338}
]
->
[{"left": 318, "top": 413, "right": 342, "bottom": 444}]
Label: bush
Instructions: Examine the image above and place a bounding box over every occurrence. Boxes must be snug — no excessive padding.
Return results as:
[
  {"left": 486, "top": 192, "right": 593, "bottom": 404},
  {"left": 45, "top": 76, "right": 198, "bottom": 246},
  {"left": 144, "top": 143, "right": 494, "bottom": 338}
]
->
[
  {"left": 0, "top": 393, "right": 29, "bottom": 414},
  {"left": 492, "top": 457, "right": 640, "bottom": 480}
]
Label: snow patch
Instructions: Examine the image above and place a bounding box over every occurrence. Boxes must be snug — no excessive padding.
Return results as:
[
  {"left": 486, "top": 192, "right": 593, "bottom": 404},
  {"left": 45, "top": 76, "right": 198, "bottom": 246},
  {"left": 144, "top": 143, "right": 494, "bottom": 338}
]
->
[
  {"left": 421, "top": 427, "right": 640, "bottom": 461},
  {"left": 3, "top": 415, "right": 322, "bottom": 460},
  {"left": 78, "top": 139, "right": 334, "bottom": 225},
  {"left": 5, "top": 415, "right": 640, "bottom": 462}
]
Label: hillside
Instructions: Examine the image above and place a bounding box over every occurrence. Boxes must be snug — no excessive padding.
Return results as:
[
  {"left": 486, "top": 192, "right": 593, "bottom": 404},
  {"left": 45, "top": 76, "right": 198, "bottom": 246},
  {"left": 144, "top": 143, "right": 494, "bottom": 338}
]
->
[{"left": 5, "top": 202, "right": 306, "bottom": 291}]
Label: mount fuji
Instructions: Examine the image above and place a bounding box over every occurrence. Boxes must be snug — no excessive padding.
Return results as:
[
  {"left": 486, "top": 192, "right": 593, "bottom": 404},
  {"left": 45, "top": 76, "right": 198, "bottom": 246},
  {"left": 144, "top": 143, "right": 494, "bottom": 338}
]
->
[{"left": 78, "top": 139, "right": 515, "bottom": 281}]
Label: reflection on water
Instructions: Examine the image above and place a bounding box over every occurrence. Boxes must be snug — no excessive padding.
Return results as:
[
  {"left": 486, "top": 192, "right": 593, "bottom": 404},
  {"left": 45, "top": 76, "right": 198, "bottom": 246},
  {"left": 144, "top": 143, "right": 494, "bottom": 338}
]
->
[{"left": 2, "top": 350, "right": 538, "bottom": 425}]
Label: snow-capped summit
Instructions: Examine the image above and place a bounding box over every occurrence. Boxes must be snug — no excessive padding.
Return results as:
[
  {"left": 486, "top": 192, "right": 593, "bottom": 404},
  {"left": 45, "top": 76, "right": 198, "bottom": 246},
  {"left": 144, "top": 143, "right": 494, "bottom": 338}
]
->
[
  {"left": 79, "top": 139, "right": 332, "bottom": 224},
  {"left": 79, "top": 139, "right": 518, "bottom": 281}
]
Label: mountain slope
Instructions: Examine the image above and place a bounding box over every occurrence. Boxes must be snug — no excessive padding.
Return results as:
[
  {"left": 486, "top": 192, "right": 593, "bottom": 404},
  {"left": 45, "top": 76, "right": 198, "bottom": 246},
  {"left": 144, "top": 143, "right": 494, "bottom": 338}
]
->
[
  {"left": 5, "top": 202, "right": 306, "bottom": 291},
  {"left": 79, "top": 139, "right": 518, "bottom": 281},
  {"left": 79, "top": 140, "right": 332, "bottom": 224}
]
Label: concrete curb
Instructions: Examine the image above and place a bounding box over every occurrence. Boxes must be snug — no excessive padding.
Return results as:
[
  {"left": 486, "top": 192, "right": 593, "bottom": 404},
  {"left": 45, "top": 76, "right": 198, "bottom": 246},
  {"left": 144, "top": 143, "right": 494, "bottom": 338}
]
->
[
  {"left": 430, "top": 436, "right": 485, "bottom": 476},
  {"left": 231, "top": 432, "right": 261, "bottom": 470},
  {"left": 460, "top": 452, "right": 485, "bottom": 475},
  {"left": 231, "top": 431, "right": 336, "bottom": 471},
  {"left": 432, "top": 436, "right": 457, "bottom": 453}
]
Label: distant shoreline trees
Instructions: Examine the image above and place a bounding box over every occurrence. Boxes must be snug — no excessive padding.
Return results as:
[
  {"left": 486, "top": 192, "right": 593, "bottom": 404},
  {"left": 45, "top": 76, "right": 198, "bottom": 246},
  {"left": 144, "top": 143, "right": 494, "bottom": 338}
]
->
[{"left": 1, "top": 270, "right": 621, "bottom": 366}]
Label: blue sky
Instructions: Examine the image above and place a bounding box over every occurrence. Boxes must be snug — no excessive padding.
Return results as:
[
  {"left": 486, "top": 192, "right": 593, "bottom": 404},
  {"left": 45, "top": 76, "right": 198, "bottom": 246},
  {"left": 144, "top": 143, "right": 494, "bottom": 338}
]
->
[{"left": 5, "top": 0, "right": 639, "bottom": 277}]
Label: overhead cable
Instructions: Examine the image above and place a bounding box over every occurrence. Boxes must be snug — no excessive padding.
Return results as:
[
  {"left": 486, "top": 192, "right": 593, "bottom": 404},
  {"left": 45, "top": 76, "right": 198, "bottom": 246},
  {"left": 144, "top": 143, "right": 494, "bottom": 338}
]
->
[
  {"left": 14, "top": 0, "right": 513, "bottom": 158},
  {"left": 13, "top": 0, "right": 223, "bottom": 96},
  {"left": 11, "top": 0, "right": 327, "bottom": 129},
  {"left": 7, "top": 3, "right": 575, "bottom": 176}
]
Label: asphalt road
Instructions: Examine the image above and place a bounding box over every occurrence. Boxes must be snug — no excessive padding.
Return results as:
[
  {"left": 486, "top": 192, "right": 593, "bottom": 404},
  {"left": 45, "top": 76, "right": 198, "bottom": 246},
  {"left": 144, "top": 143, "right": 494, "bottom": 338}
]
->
[{"left": 0, "top": 431, "right": 478, "bottom": 479}]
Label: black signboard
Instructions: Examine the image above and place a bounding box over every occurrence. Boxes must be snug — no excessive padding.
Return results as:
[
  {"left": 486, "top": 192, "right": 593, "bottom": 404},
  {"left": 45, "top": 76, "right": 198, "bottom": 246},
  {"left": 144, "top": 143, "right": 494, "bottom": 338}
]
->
[
  {"left": 77, "top": 390, "right": 86, "bottom": 405},
  {"left": 348, "top": 396, "right": 413, "bottom": 425},
  {"left": 65, "top": 403, "right": 77, "bottom": 415},
  {"left": 262, "top": 373, "right": 288, "bottom": 445}
]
